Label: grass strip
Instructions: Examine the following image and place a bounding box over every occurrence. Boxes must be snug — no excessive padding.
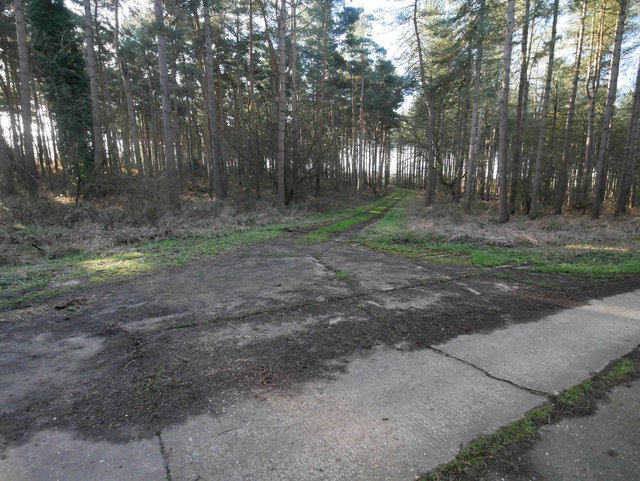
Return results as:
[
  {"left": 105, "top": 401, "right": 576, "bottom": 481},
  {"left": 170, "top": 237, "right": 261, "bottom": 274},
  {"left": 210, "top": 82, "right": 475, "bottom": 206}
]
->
[
  {"left": 358, "top": 232, "right": 640, "bottom": 278},
  {"left": 422, "top": 349, "right": 639, "bottom": 481}
]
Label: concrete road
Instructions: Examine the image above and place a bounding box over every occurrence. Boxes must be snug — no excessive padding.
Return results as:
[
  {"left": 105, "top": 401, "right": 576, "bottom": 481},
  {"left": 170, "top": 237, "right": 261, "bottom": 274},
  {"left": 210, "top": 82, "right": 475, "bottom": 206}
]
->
[{"left": 1, "top": 237, "right": 639, "bottom": 481}]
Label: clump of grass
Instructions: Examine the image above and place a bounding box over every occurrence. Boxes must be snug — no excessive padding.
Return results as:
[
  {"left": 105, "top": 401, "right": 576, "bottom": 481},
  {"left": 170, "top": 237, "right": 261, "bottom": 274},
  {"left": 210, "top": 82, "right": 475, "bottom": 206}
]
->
[
  {"left": 603, "top": 358, "right": 636, "bottom": 383},
  {"left": 335, "top": 271, "right": 351, "bottom": 280}
]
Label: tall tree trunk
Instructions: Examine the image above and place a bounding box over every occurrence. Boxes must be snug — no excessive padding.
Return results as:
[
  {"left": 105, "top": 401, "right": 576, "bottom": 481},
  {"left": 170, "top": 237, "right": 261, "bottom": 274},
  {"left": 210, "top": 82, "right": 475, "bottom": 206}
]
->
[
  {"left": 203, "top": 0, "right": 227, "bottom": 199},
  {"left": 614, "top": 58, "right": 640, "bottom": 215},
  {"left": 114, "top": 0, "right": 143, "bottom": 173},
  {"left": 579, "top": 1, "right": 606, "bottom": 208},
  {"left": 498, "top": 0, "right": 516, "bottom": 223},
  {"left": 509, "top": 0, "right": 532, "bottom": 213},
  {"left": 464, "top": 4, "right": 485, "bottom": 213},
  {"left": 83, "top": 0, "right": 106, "bottom": 178},
  {"left": 529, "top": 0, "right": 559, "bottom": 220},
  {"left": 248, "top": 0, "right": 261, "bottom": 199},
  {"left": 592, "top": 0, "right": 627, "bottom": 219},
  {"left": 553, "top": 0, "right": 586, "bottom": 215},
  {"left": 154, "top": 0, "right": 180, "bottom": 209},
  {"left": 290, "top": 0, "right": 299, "bottom": 200},
  {"left": 358, "top": 55, "right": 365, "bottom": 195},
  {"left": 413, "top": 0, "right": 436, "bottom": 204},
  {"left": 14, "top": 0, "right": 38, "bottom": 196},
  {"left": 277, "top": 0, "right": 287, "bottom": 205}
]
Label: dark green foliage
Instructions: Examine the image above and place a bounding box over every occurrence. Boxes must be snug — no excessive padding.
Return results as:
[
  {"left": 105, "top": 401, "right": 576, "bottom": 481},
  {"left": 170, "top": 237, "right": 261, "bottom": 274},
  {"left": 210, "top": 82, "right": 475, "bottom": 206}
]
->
[{"left": 28, "top": 0, "right": 92, "bottom": 195}]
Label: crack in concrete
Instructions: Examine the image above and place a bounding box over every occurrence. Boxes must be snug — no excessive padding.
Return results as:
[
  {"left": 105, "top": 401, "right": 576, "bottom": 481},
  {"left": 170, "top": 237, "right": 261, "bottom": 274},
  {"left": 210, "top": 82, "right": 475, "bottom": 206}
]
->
[
  {"left": 426, "top": 345, "right": 549, "bottom": 398},
  {"left": 157, "top": 431, "right": 173, "bottom": 481}
]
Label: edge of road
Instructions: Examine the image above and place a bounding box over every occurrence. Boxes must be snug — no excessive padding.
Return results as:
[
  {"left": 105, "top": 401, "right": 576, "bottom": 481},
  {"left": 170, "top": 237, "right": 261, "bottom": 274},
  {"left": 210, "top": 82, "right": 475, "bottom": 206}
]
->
[{"left": 421, "top": 345, "right": 640, "bottom": 481}]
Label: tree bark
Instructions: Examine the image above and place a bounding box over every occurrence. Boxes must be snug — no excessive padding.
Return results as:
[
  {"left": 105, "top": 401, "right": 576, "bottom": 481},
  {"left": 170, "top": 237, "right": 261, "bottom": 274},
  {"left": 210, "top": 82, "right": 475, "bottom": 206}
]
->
[
  {"left": 529, "top": 0, "right": 559, "bottom": 220},
  {"left": 508, "top": 0, "right": 532, "bottom": 214},
  {"left": 592, "top": 0, "right": 627, "bottom": 219},
  {"left": 14, "top": 0, "right": 38, "bottom": 196},
  {"left": 553, "top": 0, "right": 586, "bottom": 215},
  {"left": 498, "top": 0, "right": 516, "bottom": 223},
  {"left": 464, "top": 2, "right": 485, "bottom": 213},
  {"left": 203, "top": 0, "right": 227, "bottom": 199},
  {"left": 114, "top": 0, "right": 143, "bottom": 173},
  {"left": 413, "top": 0, "right": 436, "bottom": 204},
  {"left": 614, "top": 57, "right": 640, "bottom": 215},
  {"left": 154, "top": 0, "right": 180, "bottom": 209},
  {"left": 579, "top": 1, "right": 606, "bottom": 208},
  {"left": 83, "top": 0, "right": 106, "bottom": 178},
  {"left": 277, "top": 0, "right": 287, "bottom": 205}
]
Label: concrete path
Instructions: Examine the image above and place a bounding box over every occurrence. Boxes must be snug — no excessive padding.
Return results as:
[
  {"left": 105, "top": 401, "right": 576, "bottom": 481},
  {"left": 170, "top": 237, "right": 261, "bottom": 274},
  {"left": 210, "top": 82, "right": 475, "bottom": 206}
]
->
[
  {"left": 1, "top": 238, "right": 640, "bottom": 480},
  {"left": 481, "top": 381, "right": 640, "bottom": 481}
]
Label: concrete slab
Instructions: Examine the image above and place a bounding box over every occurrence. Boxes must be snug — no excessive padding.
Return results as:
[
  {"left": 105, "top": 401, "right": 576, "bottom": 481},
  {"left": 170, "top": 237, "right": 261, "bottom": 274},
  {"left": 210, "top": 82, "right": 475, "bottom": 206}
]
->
[
  {"left": 162, "top": 347, "right": 542, "bottom": 481},
  {"left": 526, "top": 381, "right": 640, "bottom": 480},
  {"left": 0, "top": 333, "right": 103, "bottom": 415},
  {"left": 480, "top": 381, "right": 640, "bottom": 481},
  {"left": 90, "top": 253, "right": 353, "bottom": 327},
  {"left": 0, "top": 429, "right": 166, "bottom": 481},
  {"left": 318, "top": 245, "right": 452, "bottom": 292},
  {"left": 437, "top": 290, "right": 640, "bottom": 393}
]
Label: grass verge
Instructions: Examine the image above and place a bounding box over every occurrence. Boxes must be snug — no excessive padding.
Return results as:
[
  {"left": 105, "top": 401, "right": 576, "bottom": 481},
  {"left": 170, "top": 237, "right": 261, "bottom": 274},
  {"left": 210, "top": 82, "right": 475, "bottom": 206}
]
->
[
  {"left": 354, "top": 195, "right": 640, "bottom": 279},
  {"left": 422, "top": 347, "right": 640, "bottom": 481}
]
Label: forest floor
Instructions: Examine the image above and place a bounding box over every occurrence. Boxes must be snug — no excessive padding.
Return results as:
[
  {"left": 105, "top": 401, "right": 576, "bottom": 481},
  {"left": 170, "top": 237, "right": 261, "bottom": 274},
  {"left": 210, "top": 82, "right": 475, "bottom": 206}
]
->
[{"left": 1, "top": 189, "right": 640, "bottom": 480}]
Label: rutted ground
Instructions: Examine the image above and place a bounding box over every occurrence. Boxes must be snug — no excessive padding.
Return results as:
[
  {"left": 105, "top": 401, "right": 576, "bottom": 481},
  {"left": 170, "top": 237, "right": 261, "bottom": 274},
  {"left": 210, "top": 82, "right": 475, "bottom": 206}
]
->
[{"left": 1, "top": 194, "right": 639, "bottom": 480}]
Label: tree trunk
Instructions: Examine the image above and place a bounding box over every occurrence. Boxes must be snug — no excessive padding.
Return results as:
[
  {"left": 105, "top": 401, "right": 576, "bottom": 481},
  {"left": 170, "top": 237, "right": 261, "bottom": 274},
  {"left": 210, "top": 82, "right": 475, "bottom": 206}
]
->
[
  {"left": 14, "top": 0, "right": 38, "bottom": 196},
  {"left": 83, "top": 0, "right": 106, "bottom": 178},
  {"left": 358, "top": 56, "right": 366, "bottom": 195},
  {"left": 154, "top": 0, "right": 180, "bottom": 209},
  {"left": 509, "top": 0, "right": 532, "bottom": 213},
  {"left": 498, "top": 0, "right": 516, "bottom": 223},
  {"left": 529, "top": 0, "right": 559, "bottom": 220},
  {"left": 553, "top": 0, "right": 586, "bottom": 215},
  {"left": 277, "top": 0, "right": 287, "bottom": 205},
  {"left": 592, "top": 0, "right": 627, "bottom": 219},
  {"left": 413, "top": 0, "right": 436, "bottom": 204},
  {"left": 203, "top": 0, "right": 227, "bottom": 199},
  {"left": 464, "top": 4, "right": 485, "bottom": 213},
  {"left": 614, "top": 57, "right": 640, "bottom": 215},
  {"left": 114, "top": 0, "right": 143, "bottom": 173},
  {"left": 290, "top": 0, "right": 299, "bottom": 200},
  {"left": 579, "top": 1, "right": 606, "bottom": 208}
]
